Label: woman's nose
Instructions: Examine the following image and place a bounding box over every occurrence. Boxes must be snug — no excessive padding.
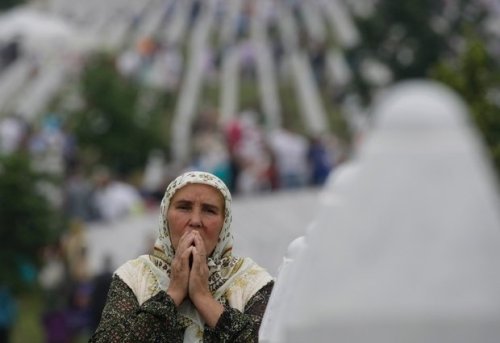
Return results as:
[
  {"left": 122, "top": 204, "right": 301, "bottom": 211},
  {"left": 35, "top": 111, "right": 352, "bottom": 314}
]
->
[{"left": 189, "top": 209, "right": 202, "bottom": 228}]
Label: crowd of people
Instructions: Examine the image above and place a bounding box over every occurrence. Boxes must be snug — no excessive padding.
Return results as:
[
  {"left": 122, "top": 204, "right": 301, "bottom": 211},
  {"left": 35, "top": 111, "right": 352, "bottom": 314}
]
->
[
  {"left": 188, "top": 108, "right": 343, "bottom": 196},
  {"left": 0, "top": 105, "right": 343, "bottom": 219},
  {"left": 5, "top": 115, "right": 339, "bottom": 217}
]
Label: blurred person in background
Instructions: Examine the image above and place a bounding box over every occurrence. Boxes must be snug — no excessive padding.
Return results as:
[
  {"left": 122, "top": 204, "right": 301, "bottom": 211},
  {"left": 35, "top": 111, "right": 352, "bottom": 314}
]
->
[
  {"left": 39, "top": 242, "right": 71, "bottom": 343},
  {"left": 65, "top": 281, "right": 93, "bottom": 342},
  {"left": 141, "top": 149, "right": 169, "bottom": 205},
  {"left": 63, "top": 163, "right": 99, "bottom": 222},
  {"left": 223, "top": 111, "right": 276, "bottom": 195},
  {"left": 61, "top": 222, "right": 94, "bottom": 341},
  {"left": 90, "top": 171, "right": 274, "bottom": 342},
  {"left": 307, "top": 134, "right": 335, "bottom": 186},
  {"left": 38, "top": 242, "right": 69, "bottom": 307},
  {"left": 91, "top": 166, "right": 145, "bottom": 222},
  {"left": 89, "top": 254, "right": 114, "bottom": 334},
  {"left": 190, "top": 132, "right": 232, "bottom": 188},
  {"left": 0, "top": 38, "right": 20, "bottom": 72},
  {"left": 190, "top": 109, "right": 233, "bottom": 187},
  {"left": 0, "top": 285, "right": 17, "bottom": 343},
  {"left": 0, "top": 114, "right": 27, "bottom": 155},
  {"left": 267, "top": 126, "right": 309, "bottom": 189}
]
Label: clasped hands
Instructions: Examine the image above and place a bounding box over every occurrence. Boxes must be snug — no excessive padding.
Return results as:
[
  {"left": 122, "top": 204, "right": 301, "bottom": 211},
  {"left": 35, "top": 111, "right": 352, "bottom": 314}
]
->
[
  {"left": 167, "top": 230, "right": 210, "bottom": 307},
  {"left": 167, "top": 231, "right": 224, "bottom": 327}
]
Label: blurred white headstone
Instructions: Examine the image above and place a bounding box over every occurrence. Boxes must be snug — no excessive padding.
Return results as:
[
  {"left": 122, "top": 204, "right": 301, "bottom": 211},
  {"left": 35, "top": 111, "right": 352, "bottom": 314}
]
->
[
  {"left": 260, "top": 161, "right": 361, "bottom": 342},
  {"left": 260, "top": 234, "right": 308, "bottom": 342},
  {"left": 272, "top": 80, "right": 500, "bottom": 343}
]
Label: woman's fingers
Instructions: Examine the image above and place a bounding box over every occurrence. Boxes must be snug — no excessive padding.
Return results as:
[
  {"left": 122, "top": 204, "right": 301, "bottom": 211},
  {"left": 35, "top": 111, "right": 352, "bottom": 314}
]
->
[
  {"left": 192, "top": 246, "right": 207, "bottom": 266},
  {"left": 189, "top": 246, "right": 209, "bottom": 291},
  {"left": 171, "top": 246, "right": 193, "bottom": 276},
  {"left": 192, "top": 231, "right": 207, "bottom": 256},
  {"left": 177, "top": 231, "right": 195, "bottom": 254},
  {"left": 168, "top": 245, "right": 194, "bottom": 306}
]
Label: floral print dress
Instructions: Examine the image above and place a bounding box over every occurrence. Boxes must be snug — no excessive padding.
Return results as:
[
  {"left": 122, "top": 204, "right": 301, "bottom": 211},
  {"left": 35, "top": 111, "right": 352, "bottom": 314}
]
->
[{"left": 89, "top": 275, "right": 274, "bottom": 342}]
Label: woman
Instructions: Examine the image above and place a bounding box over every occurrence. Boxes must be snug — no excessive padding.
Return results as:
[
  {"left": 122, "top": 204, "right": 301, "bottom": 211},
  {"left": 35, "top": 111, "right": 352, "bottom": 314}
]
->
[{"left": 90, "top": 171, "right": 274, "bottom": 342}]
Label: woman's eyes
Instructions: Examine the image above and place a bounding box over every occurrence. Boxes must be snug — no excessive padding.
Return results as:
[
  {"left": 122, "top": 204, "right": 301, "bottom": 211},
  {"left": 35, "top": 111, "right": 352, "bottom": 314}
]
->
[{"left": 175, "top": 204, "right": 218, "bottom": 214}]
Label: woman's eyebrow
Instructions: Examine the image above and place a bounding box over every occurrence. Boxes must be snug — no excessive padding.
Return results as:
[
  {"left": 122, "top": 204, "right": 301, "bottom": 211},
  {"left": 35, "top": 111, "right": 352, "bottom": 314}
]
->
[
  {"left": 173, "top": 199, "right": 220, "bottom": 209},
  {"left": 173, "top": 199, "right": 192, "bottom": 205}
]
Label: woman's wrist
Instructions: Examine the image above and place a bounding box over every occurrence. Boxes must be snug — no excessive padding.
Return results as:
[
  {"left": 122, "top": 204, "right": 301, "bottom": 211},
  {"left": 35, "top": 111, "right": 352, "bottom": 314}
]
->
[
  {"left": 192, "top": 293, "right": 224, "bottom": 328},
  {"left": 166, "top": 287, "right": 184, "bottom": 307}
]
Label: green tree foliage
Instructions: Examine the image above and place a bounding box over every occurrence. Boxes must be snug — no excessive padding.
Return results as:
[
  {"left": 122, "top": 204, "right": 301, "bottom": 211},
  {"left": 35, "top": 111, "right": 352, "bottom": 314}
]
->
[
  {"left": 351, "top": 0, "right": 488, "bottom": 85},
  {"left": 71, "top": 53, "right": 168, "bottom": 176},
  {"left": 0, "top": 0, "right": 25, "bottom": 11},
  {"left": 431, "top": 34, "right": 500, "bottom": 180},
  {"left": 0, "top": 153, "right": 63, "bottom": 292},
  {"left": 353, "top": 0, "right": 447, "bottom": 80}
]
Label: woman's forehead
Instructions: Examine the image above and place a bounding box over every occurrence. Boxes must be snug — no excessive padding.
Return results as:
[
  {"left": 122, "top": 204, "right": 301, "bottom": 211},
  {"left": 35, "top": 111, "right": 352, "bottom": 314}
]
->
[{"left": 171, "top": 183, "right": 224, "bottom": 205}]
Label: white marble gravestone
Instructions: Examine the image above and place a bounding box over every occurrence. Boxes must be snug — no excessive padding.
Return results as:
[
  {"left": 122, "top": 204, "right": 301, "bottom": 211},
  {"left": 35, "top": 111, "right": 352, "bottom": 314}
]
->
[
  {"left": 260, "top": 161, "right": 361, "bottom": 342},
  {"left": 263, "top": 80, "right": 500, "bottom": 343}
]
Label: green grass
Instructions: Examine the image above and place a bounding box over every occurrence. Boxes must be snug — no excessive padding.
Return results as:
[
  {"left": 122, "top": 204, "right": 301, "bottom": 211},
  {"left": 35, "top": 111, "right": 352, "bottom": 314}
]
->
[
  {"left": 11, "top": 291, "right": 44, "bottom": 343},
  {"left": 278, "top": 82, "right": 306, "bottom": 135},
  {"left": 11, "top": 289, "right": 92, "bottom": 343},
  {"left": 319, "top": 87, "right": 352, "bottom": 142},
  {"left": 239, "top": 79, "right": 261, "bottom": 113}
]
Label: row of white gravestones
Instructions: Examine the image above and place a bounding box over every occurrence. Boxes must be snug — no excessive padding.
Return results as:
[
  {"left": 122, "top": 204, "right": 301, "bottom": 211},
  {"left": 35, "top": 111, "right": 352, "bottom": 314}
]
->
[
  {"left": 0, "top": 58, "right": 32, "bottom": 114},
  {"left": 320, "top": 0, "right": 360, "bottom": 49},
  {"left": 131, "top": 0, "right": 169, "bottom": 44},
  {"left": 171, "top": 0, "right": 216, "bottom": 163},
  {"left": 252, "top": 0, "right": 282, "bottom": 131},
  {"left": 15, "top": 60, "right": 69, "bottom": 122},
  {"left": 260, "top": 80, "right": 500, "bottom": 343},
  {"left": 276, "top": 3, "right": 328, "bottom": 135}
]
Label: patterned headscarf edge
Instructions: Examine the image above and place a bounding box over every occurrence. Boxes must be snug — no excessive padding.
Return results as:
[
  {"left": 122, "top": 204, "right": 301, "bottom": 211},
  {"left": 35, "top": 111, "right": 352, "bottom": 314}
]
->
[{"left": 153, "top": 171, "right": 233, "bottom": 263}]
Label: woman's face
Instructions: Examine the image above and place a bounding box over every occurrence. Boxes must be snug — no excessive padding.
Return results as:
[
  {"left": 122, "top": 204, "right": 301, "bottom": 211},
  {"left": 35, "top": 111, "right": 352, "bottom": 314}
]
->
[{"left": 167, "top": 183, "right": 225, "bottom": 256}]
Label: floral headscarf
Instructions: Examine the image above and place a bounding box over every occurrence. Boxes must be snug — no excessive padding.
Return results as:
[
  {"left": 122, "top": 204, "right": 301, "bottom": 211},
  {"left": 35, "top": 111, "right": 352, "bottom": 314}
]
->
[{"left": 154, "top": 171, "right": 233, "bottom": 264}]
